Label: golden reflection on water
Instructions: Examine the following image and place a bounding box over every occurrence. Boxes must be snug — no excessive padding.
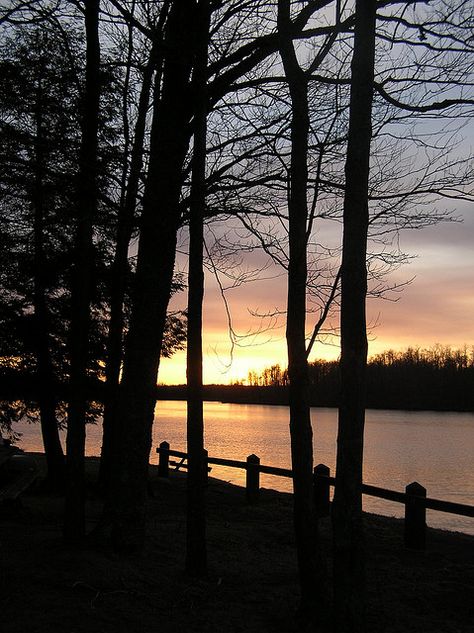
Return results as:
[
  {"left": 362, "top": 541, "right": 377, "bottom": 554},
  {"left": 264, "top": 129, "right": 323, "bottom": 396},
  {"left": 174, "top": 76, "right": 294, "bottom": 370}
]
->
[
  {"left": 151, "top": 402, "right": 474, "bottom": 534},
  {"left": 13, "top": 401, "right": 474, "bottom": 534}
]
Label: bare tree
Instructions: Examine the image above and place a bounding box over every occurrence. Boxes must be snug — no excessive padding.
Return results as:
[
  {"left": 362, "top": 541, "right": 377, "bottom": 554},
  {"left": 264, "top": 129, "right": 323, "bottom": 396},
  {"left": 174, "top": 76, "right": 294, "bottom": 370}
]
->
[
  {"left": 277, "top": 0, "right": 330, "bottom": 622},
  {"left": 64, "top": 0, "right": 101, "bottom": 542},
  {"left": 0, "top": 0, "right": 60, "bottom": 26},
  {"left": 99, "top": 3, "right": 169, "bottom": 492},
  {"left": 331, "top": 3, "right": 473, "bottom": 630},
  {"left": 105, "top": 0, "right": 197, "bottom": 549},
  {"left": 185, "top": 0, "right": 210, "bottom": 577},
  {"left": 101, "top": 0, "right": 326, "bottom": 550}
]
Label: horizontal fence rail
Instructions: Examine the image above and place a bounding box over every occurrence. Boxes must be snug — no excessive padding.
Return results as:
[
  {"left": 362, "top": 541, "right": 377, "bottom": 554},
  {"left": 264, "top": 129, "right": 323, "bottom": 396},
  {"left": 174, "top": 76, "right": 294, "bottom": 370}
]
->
[{"left": 156, "top": 441, "right": 473, "bottom": 550}]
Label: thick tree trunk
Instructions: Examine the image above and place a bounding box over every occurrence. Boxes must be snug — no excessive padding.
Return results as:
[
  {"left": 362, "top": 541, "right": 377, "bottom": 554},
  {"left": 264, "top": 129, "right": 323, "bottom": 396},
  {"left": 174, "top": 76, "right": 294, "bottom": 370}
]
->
[
  {"left": 185, "top": 0, "right": 209, "bottom": 578},
  {"left": 277, "top": 0, "right": 326, "bottom": 620},
  {"left": 105, "top": 0, "right": 196, "bottom": 550},
  {"left": 332, "top": 1, "right": 376, "bottom": 631},
  {"left": 32, "top": 81, "right": 65, "bottom": 487},
  {"left": 99, "top": 36, "right": 162, "bottom": 491},
  {"left": 64, "top": 0, "right": 100, "bottom": 542}
]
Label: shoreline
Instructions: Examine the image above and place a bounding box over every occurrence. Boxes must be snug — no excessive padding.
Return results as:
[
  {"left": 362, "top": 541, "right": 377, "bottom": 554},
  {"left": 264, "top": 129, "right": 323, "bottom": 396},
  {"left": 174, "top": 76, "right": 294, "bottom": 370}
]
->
[
  {"left": 15, "top": 450, "right": 474, "bottom": 537},
  {"left": 156, "top": 385, "right": 474, "bottom": 414},
  {"left": 1, "top": 454, "right": 473, "bottom": 632}
]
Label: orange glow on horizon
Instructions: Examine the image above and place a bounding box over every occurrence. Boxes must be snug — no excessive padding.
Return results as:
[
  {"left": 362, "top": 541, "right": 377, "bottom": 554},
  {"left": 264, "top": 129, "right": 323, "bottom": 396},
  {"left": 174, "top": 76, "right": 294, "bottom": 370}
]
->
[
  {"left": 158, "top": 331, "right": 474, "bottom": 385},
  {"left": 159, "top": 207, "right": 474, "bottom": 385},
  {"left": 158, "top": 339, "right": 292, "bottom": 385}
]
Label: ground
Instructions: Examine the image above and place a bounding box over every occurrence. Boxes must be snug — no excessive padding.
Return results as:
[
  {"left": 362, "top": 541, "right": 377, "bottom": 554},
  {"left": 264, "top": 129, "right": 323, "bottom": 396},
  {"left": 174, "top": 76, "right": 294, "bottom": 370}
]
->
[{"left": 0, "top": 454, "right": 473, "bottom": 633}]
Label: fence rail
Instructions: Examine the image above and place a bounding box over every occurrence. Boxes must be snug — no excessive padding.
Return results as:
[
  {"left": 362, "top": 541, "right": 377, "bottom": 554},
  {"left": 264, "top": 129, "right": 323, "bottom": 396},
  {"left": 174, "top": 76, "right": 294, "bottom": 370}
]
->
[{"left": 156, "top": 441, "right": 473, "bottom": 550}]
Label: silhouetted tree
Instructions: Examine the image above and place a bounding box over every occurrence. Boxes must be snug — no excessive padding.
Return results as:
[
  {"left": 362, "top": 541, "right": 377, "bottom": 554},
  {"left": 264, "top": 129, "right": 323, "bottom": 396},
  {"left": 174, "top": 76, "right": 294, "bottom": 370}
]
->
[
  {"left": 99, "top": 4, "right": 169, "bottom": 493},
  {"left": 64, "top": 0, "right": 101, "bottom": 543},
  {"left": 331, "top": 1, "right": 376, "bottom": 630},
  {"left": 105, "top": 0, "right": 197, "bottom": 550},
  {"left": 186, "top": 0, "right": 210, "bottom": 577},
  {"left": 277, "top": 0, "right": 329, "bottom": 622},
  {"left": 0, "top": 25, "right": 82, "bottom": 484},
  {"left": 31, "top": 39, "right": 67, "bottom": 486},
  {"left": 0, "top": 0, "right": 58, "bottom": 26},
  {"left": 101, "top": 0, "right": 296, "bottom": 551}
]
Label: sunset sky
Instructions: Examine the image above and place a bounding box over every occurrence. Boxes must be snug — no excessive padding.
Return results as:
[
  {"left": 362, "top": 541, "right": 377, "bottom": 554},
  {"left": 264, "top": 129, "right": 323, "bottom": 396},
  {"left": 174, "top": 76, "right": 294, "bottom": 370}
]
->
[
  {"left": 159, "top": 198, "right": 474, "bottom": 385},
  {"left": 153, "top": 8, "right": 474, "bottom": 387}
]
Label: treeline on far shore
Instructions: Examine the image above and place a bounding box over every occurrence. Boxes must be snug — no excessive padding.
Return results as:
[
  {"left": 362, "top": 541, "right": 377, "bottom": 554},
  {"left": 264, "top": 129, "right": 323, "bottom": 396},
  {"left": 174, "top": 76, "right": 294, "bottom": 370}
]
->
[{"left": 157, "top": 346, "right": 474, "bottom": 412}]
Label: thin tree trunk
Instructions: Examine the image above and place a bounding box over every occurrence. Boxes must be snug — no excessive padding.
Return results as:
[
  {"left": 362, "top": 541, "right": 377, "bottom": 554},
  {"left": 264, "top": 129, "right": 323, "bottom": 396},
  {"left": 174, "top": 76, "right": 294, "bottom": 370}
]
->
[
  {"left": 277, "top": 0, "right": 327, "bottom": 620},
  {"left": 32, "top": 77, "right": 65, "bottom": 487},
  {"left": 64, "top": 0, "right": 100, "bottom": 542},
  {"left": 332, "top": 1, "right": 376, "bottom": 631},
  {"left": 105, "top": 0, "right": 196, "bottom": 551},
  {"left": 185, "top": 0, "right": 209, "bottom": 577}
]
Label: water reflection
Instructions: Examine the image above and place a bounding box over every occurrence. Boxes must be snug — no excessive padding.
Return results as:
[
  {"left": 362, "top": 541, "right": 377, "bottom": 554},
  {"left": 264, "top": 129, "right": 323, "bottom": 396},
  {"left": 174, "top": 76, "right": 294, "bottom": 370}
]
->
[
  {"left": 13, "top": 401, "right": 474, "bottom": 534},
  {"left": 152, "top": 402, "right": 474, "bottom": 534}
]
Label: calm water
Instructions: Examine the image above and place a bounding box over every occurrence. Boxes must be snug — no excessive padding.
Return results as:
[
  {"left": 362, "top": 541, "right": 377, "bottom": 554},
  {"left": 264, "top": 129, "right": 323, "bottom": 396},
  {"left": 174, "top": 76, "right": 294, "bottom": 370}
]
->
[{"left": 14, "top": 401, "right": 474, "bottom": 535}]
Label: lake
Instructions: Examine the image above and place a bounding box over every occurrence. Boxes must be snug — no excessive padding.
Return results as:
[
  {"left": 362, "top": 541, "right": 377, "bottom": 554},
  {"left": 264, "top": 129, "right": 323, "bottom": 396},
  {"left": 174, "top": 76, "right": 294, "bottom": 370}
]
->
[{"left": 13, "top": 401, "right": 474, "bottom": 535}]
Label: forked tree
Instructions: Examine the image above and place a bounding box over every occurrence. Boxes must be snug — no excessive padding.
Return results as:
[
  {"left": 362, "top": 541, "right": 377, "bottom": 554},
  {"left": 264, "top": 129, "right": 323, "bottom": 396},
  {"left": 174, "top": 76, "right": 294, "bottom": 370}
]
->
[{"left": 277, "top": 0, "right": 328, "bottom": 621}]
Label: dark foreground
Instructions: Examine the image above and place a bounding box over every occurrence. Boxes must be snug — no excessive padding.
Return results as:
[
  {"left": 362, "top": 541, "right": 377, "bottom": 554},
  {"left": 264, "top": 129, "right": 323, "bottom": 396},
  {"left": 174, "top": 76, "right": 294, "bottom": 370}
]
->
[{"left": 1, "top": 454, "right": 473, "bottom": 633}]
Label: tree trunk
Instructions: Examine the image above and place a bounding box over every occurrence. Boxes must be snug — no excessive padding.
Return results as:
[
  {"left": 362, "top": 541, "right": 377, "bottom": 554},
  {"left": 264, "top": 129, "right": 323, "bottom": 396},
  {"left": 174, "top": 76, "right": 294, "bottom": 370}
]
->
[
  {"left": 277, "top": 0, "right": 327, "bottom": 621},
  {"left": 32, "top": 76, "right": 65, "bottom": 488},
  {"left": 332, "top": 1, "right": 376, "bottom": 631},
  {"left": 105, "top": 0, "right": 196, "bottom": 551},
  {"left": 99, "top": 34, "right": 162, "bottom": 491},
  {"left": 185, "top": 0, "right": 209, "bottom": 578},
  {"left": 64, "top": 0, "right": 100, "bottom": 543}
]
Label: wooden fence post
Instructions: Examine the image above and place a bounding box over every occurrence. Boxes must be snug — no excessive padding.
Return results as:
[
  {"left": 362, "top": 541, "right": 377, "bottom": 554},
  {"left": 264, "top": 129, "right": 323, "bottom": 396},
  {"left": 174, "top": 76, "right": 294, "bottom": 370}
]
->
[
  {"left": 313, "top": 463, "right": 330, "bottom": 518},
  {"left": 246, "top": 454, "right": 260, "bottom": 503},
  {"left": 202, "top": 449, "right": 209, "bottom": 486},
  {"left": 158, "top": 441, "right": 170, "bottom": 477},
  {"left": 404, "top": 481, "right": 426, "bottom": 550}
]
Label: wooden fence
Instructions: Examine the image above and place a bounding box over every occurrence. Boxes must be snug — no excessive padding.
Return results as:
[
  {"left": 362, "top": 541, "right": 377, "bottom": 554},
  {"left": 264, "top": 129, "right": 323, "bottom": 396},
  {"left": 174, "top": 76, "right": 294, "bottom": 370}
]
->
[{"left": 156, "top": 441, "right": 474, "bottom": 551}]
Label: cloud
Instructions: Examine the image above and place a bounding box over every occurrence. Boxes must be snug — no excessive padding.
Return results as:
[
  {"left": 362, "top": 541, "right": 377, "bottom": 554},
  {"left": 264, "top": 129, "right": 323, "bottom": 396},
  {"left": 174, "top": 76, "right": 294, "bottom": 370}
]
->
[{"left": 161, "top": 202, "right": 474, "bottom": 383}]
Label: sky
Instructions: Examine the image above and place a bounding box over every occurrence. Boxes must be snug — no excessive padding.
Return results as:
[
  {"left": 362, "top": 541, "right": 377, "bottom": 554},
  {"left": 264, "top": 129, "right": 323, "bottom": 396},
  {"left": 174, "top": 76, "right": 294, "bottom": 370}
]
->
[
  {"left": 159, "top": 199, "right": 474, "bottom": 385},
  {"left": 154, "top": 2, "right": 474, "bottom": 386}
]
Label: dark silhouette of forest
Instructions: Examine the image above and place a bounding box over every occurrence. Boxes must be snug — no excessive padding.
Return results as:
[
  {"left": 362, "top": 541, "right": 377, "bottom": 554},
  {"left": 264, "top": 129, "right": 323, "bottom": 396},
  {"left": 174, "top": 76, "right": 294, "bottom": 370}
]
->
[
  {"left": 156, "top": 345, "right": 474, "bottom": 412},
  {"left": 5, "top": 343, "right": 472, "bottom": 415}
]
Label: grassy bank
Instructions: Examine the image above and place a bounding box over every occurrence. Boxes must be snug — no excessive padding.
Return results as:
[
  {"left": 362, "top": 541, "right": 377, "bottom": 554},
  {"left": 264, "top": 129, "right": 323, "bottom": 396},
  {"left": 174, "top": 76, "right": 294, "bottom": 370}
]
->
[{"left": 1, "top": 454, "right": 473, "bottom": 632}]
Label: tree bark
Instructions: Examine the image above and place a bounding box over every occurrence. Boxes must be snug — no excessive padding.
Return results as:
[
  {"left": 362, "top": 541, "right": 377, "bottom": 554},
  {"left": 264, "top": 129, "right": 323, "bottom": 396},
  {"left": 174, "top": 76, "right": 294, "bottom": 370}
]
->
[
  {"left": 185, "top": 0, "right": 209, "bottom": 578},
  {"left": 105, "top": 0, "right": 196, "bottom": 550},
  {"left": 332, "top": 1, "right": 376, "bottom": 631},
  {"left": 64, "top": 0, "right": 100, "bottom": 543},
  {"left": 277, "top": 0, "right": 327, "bottom": 621}
]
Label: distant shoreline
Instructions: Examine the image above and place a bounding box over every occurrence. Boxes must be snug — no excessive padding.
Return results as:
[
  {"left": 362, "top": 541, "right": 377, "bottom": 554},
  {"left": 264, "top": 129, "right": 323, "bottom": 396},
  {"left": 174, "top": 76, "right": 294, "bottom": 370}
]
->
[
  {"left": 1, "top": 379, "right": 472, "bottom": 414},
  {"left": 156, "top": 384, "right": 474, "bottom": 414}
]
